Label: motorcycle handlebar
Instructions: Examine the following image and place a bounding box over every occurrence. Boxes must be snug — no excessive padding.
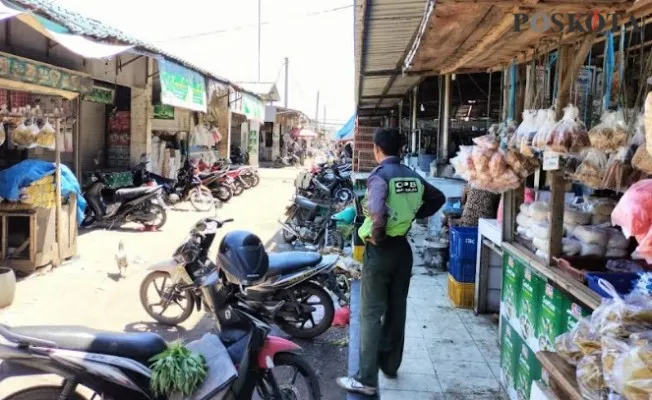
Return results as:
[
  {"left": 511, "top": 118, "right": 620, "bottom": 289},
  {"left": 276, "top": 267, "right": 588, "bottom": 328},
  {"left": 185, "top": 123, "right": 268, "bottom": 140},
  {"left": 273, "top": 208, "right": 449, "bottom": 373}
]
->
[{"left": 206, "top": 218, "right": 234, "bottom": 227}]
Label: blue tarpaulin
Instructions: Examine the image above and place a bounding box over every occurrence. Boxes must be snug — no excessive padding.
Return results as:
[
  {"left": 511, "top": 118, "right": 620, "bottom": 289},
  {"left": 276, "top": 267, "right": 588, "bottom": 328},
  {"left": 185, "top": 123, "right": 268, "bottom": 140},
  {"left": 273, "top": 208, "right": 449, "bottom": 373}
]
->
[
  {"left": 335, "top": 114, "right": 355, "bottom": 141},
  {"left": 0, "top": 160, "right": 86, "bottom": 224}
]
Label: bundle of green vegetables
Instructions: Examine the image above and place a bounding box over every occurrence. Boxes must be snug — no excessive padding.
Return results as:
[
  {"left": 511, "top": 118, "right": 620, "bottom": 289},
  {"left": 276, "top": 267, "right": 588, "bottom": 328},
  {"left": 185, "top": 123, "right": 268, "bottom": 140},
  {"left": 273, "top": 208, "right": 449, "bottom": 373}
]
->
[{"left": 149, "top": 342, "right": 208, "bottom": 397}]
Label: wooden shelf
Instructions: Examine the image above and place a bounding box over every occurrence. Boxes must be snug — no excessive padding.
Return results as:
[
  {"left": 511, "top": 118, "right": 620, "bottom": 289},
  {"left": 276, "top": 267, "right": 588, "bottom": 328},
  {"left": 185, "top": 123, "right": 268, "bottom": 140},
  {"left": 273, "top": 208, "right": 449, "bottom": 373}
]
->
[
  {"left": 536, "top": 351, "right": 583, "bottom": 400},
  {"left": 503, "top": 242, "right": 602, "bottom": 310}
]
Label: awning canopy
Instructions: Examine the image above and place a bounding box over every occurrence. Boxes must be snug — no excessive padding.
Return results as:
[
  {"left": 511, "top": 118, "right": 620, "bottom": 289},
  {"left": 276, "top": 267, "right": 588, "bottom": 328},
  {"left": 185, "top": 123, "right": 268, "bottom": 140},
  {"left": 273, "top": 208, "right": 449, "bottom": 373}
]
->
[
  {"left": 335, "top": 114, "right": 355, "bottom": 141},
  {"left": 291, "top": 128, "right": 318, "bottom": 139}
]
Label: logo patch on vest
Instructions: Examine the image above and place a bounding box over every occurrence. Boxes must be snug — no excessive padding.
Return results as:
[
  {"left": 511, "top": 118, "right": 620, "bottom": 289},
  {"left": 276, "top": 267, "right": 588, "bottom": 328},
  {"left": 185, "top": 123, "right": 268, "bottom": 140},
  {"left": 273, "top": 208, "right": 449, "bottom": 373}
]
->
[{"left": 394, "top": 180, "right": 418, "bottom": 194}]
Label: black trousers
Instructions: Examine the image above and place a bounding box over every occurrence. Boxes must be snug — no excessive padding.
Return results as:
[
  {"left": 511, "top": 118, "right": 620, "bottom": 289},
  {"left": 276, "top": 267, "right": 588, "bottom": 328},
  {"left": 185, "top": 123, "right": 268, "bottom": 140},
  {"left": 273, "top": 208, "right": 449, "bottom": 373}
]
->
[{"left": 356, "top": 237, "right": 413, "bottom": 387}]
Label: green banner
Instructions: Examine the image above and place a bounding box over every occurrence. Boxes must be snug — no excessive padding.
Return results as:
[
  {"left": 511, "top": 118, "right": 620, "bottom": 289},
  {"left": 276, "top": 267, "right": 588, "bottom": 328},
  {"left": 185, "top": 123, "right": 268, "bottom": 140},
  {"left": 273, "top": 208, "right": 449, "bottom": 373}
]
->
[
  {"left": 242, "top": 93, "right": 264, "bottom": 120},
  {"left": 153, "top": 104, "right": 175, "bottom": 120},
  {"left": 0, "top": 51, "right": 93, "bottom": 93},
  {"left": 83, "top": 86, "right": 114, "bottom": 104},
  {"left": 159, "top": 59, "right": 207, "bottom": 113}
]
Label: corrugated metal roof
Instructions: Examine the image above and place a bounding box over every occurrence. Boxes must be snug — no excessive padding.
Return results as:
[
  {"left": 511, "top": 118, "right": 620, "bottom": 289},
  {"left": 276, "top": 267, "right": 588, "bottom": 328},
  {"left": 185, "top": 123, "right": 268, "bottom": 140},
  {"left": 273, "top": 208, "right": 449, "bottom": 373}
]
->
[
  {"left": 355, "top": 0, "right": 427, "bottom": 116},
  {"left": 7, "top": 0, "right": 262, "bottom": 99}
]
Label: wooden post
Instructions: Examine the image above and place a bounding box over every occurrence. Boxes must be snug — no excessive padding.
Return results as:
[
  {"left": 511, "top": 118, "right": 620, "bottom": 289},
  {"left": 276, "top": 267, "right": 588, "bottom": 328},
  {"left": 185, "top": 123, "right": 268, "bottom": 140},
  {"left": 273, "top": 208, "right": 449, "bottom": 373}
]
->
[
  {"left": 74, "top": 98, "right": 81, "bottom": 181},
  {"left": 54, "top": 118, "right": 62, "bottom": 266},
  {"left": 547, "top": 171, "right": 566, "bottom": 266},
  {"left": 516, "top": 64, "right": 527, "bottom": 121}
]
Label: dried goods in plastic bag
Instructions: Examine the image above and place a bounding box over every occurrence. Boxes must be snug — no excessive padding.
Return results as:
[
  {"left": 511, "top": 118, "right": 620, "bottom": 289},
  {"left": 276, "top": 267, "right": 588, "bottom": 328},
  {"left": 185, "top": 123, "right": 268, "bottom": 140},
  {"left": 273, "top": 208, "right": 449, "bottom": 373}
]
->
[
  {"left": 645, "top": 92, "right": 652, "bottom": 156},
  {"left": 602, "top": 337, "right": 630, "bottom": 393},
  {"left": 575, "top": 149, "right": 609, "bottom": 189},
  {"left": 472, "top": 146, "right": 492, "bottom": 174},
  {"left": 36, "top": 119, "right": 56, "bottom": 150},
  {"left": 529, "top": 201, "right": 549, "bottom": 222},
  {"left": 530, "top": 221, "right": 550, "bottom": 240},
  {"left": 533, "top": 108, "right": 557, "bottom": 150},
  {"left": 546, "top": 104, "right": 591, "bottom": 154},
  {"left": 611, "top": 342, "right": 652, "bottom": 399},
  {"left": 489, "top": 151, "right": 507, "bottom": 176},
  {"left": 519, "top": 202, "right": 531, "bottom": 216},
  {"left": 577, "top": 354, "right": 609, "bottom": 400},
  {"left": 632, "top": 145, "right": 652, "bottom": 174},
  {"left": 590, "top": 280, "right": 652, "bottom": 338},
  {"left": 606, "top": 259, "right": 644, "bottom": 274},
  {"left": 513, "top": 109, "right": 539, "bottom": 153},
  {"left": 555, "top": 318, "right": 601, "bottom": 365},
  {"left": 10, "top": 119, "right": 37, "bottom": 148},
  {"left": 590, "top": 110, "right": 628, "bottom": 152},
  {"left": 602, "top": 147, "right": 631, "bottom": 192},
  {"left": 565, "top": 206, "right": 592, "bottom": 225},
  {"left": 472, "top": 134, "right": 499, "bottom": 150},
  {"left": 607, "top": 229, "right": 630, "bottom": 249},
  {"left": 574, "top": 226, "right": 610, "bottom": 247},
  {"left": 585, "top": 197, "right": 618, "bottom": 217}
]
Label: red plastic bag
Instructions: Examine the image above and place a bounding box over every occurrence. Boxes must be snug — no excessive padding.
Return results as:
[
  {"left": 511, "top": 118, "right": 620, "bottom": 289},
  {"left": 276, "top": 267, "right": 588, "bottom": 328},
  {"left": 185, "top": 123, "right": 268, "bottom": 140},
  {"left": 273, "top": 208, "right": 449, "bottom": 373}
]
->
[
  {"left": 612, "top": 179, "right": 652, "bottom": 261},
  {"left": 332, "top": 306, "right": 351, "bottom": 327}
]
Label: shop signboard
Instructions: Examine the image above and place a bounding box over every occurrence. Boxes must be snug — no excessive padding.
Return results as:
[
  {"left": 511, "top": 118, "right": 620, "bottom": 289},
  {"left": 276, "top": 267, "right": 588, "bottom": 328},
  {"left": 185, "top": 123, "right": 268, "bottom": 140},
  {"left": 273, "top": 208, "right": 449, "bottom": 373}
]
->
[
  {"left": 229, "top": 89, "right": 264, "bottom": 121},
  {"left": 83, "top": 86, "right": 114, "bottom": 104},
  {"left": 158, "top": 59, "right": 207, "bottom": 113},
  {"left": 153, "top": 104, "right": 175, "bottom": 120},
  {"left": 0, "top": 51, "right": 93, "bottom": 93}
]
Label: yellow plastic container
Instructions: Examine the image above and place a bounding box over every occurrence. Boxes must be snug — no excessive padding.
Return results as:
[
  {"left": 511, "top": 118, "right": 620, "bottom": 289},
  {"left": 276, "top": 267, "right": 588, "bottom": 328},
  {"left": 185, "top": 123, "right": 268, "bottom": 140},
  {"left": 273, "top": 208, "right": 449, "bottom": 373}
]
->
[
  {"left": 448, "top": 273, "right": 475, "bottom": 309},
  {"left": 352, "top": 245, "right": 365, "bottom": 262}
]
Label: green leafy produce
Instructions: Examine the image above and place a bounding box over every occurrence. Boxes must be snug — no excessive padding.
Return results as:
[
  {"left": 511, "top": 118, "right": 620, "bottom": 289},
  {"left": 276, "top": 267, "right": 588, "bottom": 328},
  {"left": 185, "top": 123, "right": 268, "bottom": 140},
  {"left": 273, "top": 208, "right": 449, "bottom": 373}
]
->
[
  {"left": 149, "top": 342, "right": 208, "bottom": 397},
  {"left": 337, "top": 224, "right": 354, "bottom": 240}
]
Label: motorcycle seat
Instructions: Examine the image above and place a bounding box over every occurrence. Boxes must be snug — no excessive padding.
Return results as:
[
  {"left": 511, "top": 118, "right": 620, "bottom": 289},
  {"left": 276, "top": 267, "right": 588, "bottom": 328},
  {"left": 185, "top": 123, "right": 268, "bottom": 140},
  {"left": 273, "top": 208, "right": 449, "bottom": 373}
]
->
[
  {"left": 113, "top": 186, "right": 158, "bottom": 202},
  {"left": 295, "top": 195, "right": 318, "bottom": 211},
  {"left": 266, "top": 252, "right": 323, "bottom": 276},
  {"left": 4, "top": 325, "right": 166, "bottom": 365}
]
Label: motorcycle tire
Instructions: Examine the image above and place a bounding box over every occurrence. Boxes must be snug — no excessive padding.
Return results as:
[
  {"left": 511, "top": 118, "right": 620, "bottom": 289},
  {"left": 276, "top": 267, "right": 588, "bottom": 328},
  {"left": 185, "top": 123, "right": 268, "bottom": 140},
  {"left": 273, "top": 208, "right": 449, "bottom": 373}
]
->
[
  {"left": 140, "top": 271, "right": 194, "bottom": 326},
  {"left": 319, "top": 229, "right": 344, "bottom": 249},
  {"left": 276, "top": 281, "right": 335, "bottom": 339},
  {"left": 232, "top": 181, "right": 245, "bottom": 196},
  {"left": 239, "top": 176, "right": 252, "bottom": 189},
  {"left": 5, "top": 386, "right": 86, "bottom": 400},
  {"left": 213, "top": 184, "right": 233, "bottom": 202},
  {"left": 249, "top": 173, "right": 260, "bottom": 187},
  {"left": 190, "top": 186, "right": 214, "bottom": 211},
  {"left": 141, "top": 203, "right": 167, "bottom": 229},
  {"left": 257, "top": 352, "right": 321, "bottom": 400},
  {"left": 333, "top": 187, "right": 354, "bottom": 204},
  {"left": 242, "top": 175, "right": 256, "bottom": 188}
]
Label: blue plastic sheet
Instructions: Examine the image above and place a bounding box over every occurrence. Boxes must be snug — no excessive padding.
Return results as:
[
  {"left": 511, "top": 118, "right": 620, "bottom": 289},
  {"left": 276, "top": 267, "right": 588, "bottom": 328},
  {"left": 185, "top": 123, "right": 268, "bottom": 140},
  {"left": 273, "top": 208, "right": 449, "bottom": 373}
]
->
[
  {"left": 335, "top": 114, "right": 355, "bottom": 141},
  {"left": 0, "top": 160, "right": 86, "bottom": 224}
]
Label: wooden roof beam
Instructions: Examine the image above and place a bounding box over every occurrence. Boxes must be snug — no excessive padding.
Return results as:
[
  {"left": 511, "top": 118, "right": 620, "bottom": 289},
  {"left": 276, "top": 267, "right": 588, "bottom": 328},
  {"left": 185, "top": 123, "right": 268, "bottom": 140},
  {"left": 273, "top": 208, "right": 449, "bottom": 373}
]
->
[{"left": 438, "top": 0, "right": 631, "bottom": 7}]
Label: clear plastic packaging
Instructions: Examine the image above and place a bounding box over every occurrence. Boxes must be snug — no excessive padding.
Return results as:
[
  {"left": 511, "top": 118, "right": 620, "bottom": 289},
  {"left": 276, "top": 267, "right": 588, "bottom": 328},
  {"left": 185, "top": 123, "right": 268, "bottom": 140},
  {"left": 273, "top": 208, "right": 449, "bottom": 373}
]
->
[
  {"left": 575, "top": 149, "right": 609, "bottom": 189},
  {"left": 585, "top": 197, "right": 618, "bottom": 217},
  {"left": 645, "top": 91, "right": 652, "bottom": 156},
  {"left": 472, "top": 134, "right": 499, "bottom": 150},
  {"left": 519, "top": 202, "right": 531, "bottom": 216},
  {"left": 577, "top": 354, "right": 609, "bottom": 400},
  {"left": 489, "top": 151, "right": 507, "bottom": 176},
  {"left": 555, "top": 318, "right": 601, "bottom": 365},
  {"left": 529, "top": 201, "right": 550, "bottom": 222},
  {"left": 607, "top": 229, "right": 630, "bottom": 249},
  {"left": 36, "top": 119, "right": 55, "bottom": 150},
  {"left": 513, "top": 110, "right": 539, "bottom": 155},
  {"left": 610, "top": 342, "right": 652, "bottom": 399},
  {"left": 10, "top": 119, "right": 37, "bottom": 148},
  {"left": 531, "top": 221, "right": 550, "bottom": 240},
  {"left": 574, "top": 226, "right": 611, "bottom": 247},
  {"left": 565, "top": 206, "right": 592, "bottom": 225},
  {"left": 632, "top": 145, "right": 652, "bottom": 174},
  {"left": 590, "top": 280, "right": 652, "bottom": 338},
  {"left": 580, "top": 242, "right": 607, "bottom": 257},
  {"left": 602, "top": 147, "right": 631, "bottom": 192},
  {"left": 532, "top": 109, "right": 557, "bottom": 150},
  {"left": 605, "top": 248, "right": 628, "bottom": 258},
  {"left": 472, "top": 146, "right": 491, "bottom": 174},
  {"left": 546, "top": 105, "right": 591, "bottom": 154},
  {"left": 589, "top": 110, "right": 628, "bottom": 152},
  {"left": 602, "top": 337, "right": 630, "bottom": 393}
]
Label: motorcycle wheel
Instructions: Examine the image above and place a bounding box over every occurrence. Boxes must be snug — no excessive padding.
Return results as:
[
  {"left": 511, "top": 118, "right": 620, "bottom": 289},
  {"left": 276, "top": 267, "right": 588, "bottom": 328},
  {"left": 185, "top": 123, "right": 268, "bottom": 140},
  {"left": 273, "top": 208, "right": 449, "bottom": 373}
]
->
[
  {"left": 213, "top": 184, "right": 233, "bottom": 202},
  {"left": 190, "top": 186, "right": 214, "bottom": 211},
  {"left": 319, "top": 230, "right": 344, "bottom": 249},
  {"left": 256, "top": 352, "right": 321, "bottom": 400},
  {"left": 333, "top": 187, "right": 354, "bottom": 204},
  {"left": 276, "top": 281, "right": 335, "bottom": 339},
  {"left": 141, "top": 203, "right": 167, "bottom": 229},
  {"left": 4, "top": 386, "right": 86, "bottom": 400},
  {"left": 250, "top": 173, "right": 260, "bottom": 187},
  {"left": 139, "top": 271, "right": 194, "bottom": 326},
  {"left": 232, "top": 181, "right": 245, "bottom": 196},
  {"left": 240, "top": 176, "right": 252, "bottom": 189}
]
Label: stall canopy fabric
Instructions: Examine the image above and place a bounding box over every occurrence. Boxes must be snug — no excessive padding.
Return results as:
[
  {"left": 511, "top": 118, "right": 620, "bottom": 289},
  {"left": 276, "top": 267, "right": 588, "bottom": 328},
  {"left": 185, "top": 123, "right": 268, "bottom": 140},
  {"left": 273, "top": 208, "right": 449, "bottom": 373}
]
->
[
  {"left": 335, "top": 114, "right": 355, "bottom": 141},
  {"left": 291, "top": 128, "right": 318, "bottom": 139},
  {"left": 1, "top": 0, "right": 134, "bottom": 59}
]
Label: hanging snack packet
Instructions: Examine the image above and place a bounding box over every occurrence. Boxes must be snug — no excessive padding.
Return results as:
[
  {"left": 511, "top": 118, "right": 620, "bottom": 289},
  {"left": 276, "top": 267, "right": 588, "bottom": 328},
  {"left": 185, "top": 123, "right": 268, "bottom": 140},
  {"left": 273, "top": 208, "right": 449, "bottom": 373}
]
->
[
  {"left": 546, "top": 105, "right": 591, "bottom": 154},
  {"left": 589, "top": 110, "right": 628, "bottom": 152},
  {"left": 472, "top": 133, "right": 499, "bottom": 150},
  {"left": 533, "top": 108, "right": 557, "bottom": 151},
  {"left": 574, "top": 149, "right": 609, "bottom": 189},
  {"left": 512, "top": 109, "right": 537, "bottom": 149}
]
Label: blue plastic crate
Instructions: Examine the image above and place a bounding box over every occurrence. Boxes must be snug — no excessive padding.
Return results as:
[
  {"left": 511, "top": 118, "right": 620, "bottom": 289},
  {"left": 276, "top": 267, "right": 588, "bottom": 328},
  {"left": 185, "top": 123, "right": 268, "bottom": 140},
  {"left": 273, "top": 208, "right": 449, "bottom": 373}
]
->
[
  {"left": 586, "top": 272, "right": 638, "bottom": 298},
  {"left": 448, "top": 257, "right": 476, "bottom": 283},
  {"left": 449, "top": 226, "right": 478, "bottom": 262}
]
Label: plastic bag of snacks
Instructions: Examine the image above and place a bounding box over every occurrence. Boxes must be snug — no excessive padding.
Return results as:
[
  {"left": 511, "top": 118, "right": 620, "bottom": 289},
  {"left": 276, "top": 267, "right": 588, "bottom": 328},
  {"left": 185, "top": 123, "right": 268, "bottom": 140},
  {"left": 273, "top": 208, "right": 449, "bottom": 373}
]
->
[
  {"left": 472, "top": 134, "right": 499, "bottom": 150},
  {"left": 471, "top": 146, "right": 491, "bottom": 174},
  {"left": 602, "top": 147, "right": 632, "bottom": 192},
  {"left": 577, "top": 354, "right": 609, "bottom": 400},
  {"left": 589, "top": 110, "right": 628, "bottom": 152},
  {"left": 591, "top": 280, "right": 652, "bottom": 338},
  {"left": 529, "top": 201, "right": 549, "bottom": 222},
  {"left": 451, "top": 146, "right": 474, "bottom": 179},
  {"left": 575, "top": 149, "right": 609, "bottom": 189},
  {"left": 610, "top": 342, "right": 652, "bottom": 399},
  {"left": 546, "top": 105, "right": 591, "bottom": 154},
  {"left": 512, "top": 109, "right": 538, "bottom": 148},
  {"left": 555, "top": 318, "right": 601, "bottom": 365},
  {"left": 565, "top": 206, "right": 592, "bottom": 225},
  {"left": 520, "top": 111, "right": 547, "bottom": 157},
  {"left": 574, "top": 226, "right": 611, "bottom": 247},
  {"left": 532, "top": 109, "right": 557, "bottom": 150},
  {"left": 602, "top": 337, "right": 631, "bottom": 393},
  {"left": 36, "top": 119, "right": 56, "bottom": 150},
  {"left": 644, "top": 92, "right": 652, "bottom": 156},
  {"left": 488, "top": 151, "right": 507, "bottom": 176},
  {"left": 11, "top": 119, "right": 38, "bottom": 148},
  {"left": 632, "top": 144, "right": 652, "bottom": 174}
]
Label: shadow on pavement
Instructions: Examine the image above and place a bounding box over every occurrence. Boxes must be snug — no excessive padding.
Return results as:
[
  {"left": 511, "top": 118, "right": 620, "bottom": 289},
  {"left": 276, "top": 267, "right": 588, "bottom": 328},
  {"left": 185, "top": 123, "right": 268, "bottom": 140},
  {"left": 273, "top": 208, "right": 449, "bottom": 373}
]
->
[{"left": 124, "top": 321, "right": 191, "bottom": 341}]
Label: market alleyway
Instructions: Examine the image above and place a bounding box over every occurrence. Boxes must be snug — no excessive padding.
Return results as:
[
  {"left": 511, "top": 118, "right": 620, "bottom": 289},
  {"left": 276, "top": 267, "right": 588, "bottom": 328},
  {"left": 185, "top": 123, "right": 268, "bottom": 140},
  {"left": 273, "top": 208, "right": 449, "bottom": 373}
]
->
[
  {"left": 0, "top": 167, "right": 348, "bottom": 400},
  {"left": 348, "top": 224, "right": 504, "bottom": 400}
]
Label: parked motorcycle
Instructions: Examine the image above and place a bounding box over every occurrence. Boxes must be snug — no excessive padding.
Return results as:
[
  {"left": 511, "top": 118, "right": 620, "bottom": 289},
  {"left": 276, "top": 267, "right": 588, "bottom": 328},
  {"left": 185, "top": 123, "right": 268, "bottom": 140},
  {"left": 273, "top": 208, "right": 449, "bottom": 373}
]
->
[
  {"left": 0, "top": 221, "right": 321, "bottom": 399},
  {"left": 274, "top": 154, "right": 300, "bottom": 168},
  {"left": 279, "top": 194, "right": 344, "bottom": 250},
  {"left": 230, "top": 146, "right": 249, "bottom": 165},
  {"left": 297, "top": 162, "right": 353, "bottom": 204},
  {"left": 149, "top": 160, "right": 215, "bottom": 211},
  {"left": 211, "top": 160, "right": 260, "bottom": 188},
  {"left": 199, "top": 170, "right": 234, "bottom": 203},
  {"left": 81, "top": 174, "right": 167, "bottom": 229},
  {"left": 140, "top": 217, "right": 338, "bottom": 339}
]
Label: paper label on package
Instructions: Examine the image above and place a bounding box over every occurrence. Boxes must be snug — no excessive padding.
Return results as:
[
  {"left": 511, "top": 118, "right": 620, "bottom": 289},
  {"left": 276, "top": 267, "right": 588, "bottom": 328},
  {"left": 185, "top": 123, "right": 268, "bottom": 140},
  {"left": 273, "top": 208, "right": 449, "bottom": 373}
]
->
[{"left": 542, "top": 152, "right": 560, "bottom": 171}]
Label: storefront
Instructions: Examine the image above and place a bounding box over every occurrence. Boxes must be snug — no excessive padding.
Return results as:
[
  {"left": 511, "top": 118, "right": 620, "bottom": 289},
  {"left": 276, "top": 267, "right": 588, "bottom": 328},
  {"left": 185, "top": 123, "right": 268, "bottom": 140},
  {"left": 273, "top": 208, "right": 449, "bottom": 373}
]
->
[{"left": 229, "top": 89, "right": 264, "bottom": 166}]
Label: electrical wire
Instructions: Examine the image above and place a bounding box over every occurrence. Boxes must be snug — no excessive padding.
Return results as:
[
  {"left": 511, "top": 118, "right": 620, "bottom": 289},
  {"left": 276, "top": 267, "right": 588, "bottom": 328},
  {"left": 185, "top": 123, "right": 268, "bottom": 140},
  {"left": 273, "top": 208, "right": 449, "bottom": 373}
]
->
[{"left": 153, "top": 4, "right": 354, "bottom": 43}]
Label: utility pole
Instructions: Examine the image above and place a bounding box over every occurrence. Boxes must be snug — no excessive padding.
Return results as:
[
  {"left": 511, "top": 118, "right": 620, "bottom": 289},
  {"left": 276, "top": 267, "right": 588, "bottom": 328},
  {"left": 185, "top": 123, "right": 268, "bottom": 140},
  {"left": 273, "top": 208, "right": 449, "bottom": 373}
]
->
[
  {"left": 284, "top": 57, "right": 289, "bottom": 108},
  {"left": 323, "top": 105, "right": 326, "bottom": 125},
  {"left": 315, "top": 90, "right": 320, "bottom": 126},
  {"left": 257, "top": 0, "right": 261, "bottom": 82}
]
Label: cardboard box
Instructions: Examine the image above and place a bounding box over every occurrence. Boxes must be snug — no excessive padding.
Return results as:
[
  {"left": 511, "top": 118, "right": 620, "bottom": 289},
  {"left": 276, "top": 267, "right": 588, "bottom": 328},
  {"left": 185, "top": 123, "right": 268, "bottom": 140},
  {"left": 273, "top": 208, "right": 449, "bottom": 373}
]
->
[
  {"left": 502, "top": 251, "right": 525, "bottom": 321},
  {"left": 501, "top": 317, "right": 521, "bottom": 392},
  {"left": 565, "top": 299, "right": 590, "bottom": 332},
  {"left": 537, "top": 283, "right": 568, "bottom": 352},
  {"left": 516, "top": 342, "right": 542, "bottom": 400},
  {"left": 518, "top": 267, "right": 545, "bottom": 346}
]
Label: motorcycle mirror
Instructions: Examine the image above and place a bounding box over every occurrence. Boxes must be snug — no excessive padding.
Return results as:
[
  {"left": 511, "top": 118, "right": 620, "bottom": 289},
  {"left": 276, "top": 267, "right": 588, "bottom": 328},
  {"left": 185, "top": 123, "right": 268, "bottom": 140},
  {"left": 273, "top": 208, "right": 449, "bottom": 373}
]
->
[{"left": 195, "top": 222, "right": 207, "bottom": 232}]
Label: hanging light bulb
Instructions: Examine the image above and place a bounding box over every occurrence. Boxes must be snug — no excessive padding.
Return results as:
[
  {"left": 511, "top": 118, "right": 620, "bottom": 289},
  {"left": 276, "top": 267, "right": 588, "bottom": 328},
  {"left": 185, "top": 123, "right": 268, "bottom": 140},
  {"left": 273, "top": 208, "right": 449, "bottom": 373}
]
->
[{"left": 420, "top": 104, "right": 425, "bottom": 112}]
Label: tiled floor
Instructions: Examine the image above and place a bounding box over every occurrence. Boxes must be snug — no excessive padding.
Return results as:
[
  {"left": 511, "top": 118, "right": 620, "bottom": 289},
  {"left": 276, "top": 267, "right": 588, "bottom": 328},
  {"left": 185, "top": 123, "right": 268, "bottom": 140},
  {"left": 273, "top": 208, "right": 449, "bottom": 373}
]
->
[{"left": 378, "top": 268, "right": 505, "bottom": 400}]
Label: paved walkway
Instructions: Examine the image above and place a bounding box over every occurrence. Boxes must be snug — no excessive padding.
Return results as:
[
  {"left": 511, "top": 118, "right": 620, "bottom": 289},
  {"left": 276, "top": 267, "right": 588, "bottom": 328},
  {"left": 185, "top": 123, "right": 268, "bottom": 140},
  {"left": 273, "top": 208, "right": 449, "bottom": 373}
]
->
[{"left": 348, "top": 225, "right": 504, "bottom": 400}]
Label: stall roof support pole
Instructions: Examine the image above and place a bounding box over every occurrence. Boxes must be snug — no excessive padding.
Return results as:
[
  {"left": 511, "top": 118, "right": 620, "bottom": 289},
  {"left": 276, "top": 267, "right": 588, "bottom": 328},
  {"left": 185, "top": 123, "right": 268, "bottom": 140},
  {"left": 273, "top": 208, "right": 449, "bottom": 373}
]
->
[
  {"left": 558, "top": 34, "right": 598, "bottom": 118},
  {"left": 410, "top": 86, "right": 417, "bottom": 154},
  {"left": 486, "top": 71, "right": 492, "bottom": 130},
  {"left": 547, "top": 172, "right": 566, "bottom": 266},
  {"left": 439, "top": 74, "right": 451, "bottom": 161},
  {"left": 398, "top": 100, "right": 403, "bottom": 135},
  {"left": 54, "top": 118, "right": 62, "bottom": 266}
]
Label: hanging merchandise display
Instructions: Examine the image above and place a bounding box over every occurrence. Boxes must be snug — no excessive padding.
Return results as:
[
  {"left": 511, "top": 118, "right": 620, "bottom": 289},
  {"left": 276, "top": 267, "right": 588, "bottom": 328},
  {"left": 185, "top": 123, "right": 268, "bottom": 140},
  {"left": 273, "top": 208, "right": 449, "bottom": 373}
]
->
[
  {"left": 588, "top": 110, "right": 628, "bottom": 152},
  {"left": 545, "top": 105, "right": 591, "bottom": 154}
]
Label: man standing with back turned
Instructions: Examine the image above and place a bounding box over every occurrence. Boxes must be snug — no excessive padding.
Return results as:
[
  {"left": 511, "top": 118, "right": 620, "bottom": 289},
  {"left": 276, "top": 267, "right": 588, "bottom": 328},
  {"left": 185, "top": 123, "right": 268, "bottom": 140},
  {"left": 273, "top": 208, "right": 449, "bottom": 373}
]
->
[{"left": 337, "top": 128, "right": 445, "bottom": 396}]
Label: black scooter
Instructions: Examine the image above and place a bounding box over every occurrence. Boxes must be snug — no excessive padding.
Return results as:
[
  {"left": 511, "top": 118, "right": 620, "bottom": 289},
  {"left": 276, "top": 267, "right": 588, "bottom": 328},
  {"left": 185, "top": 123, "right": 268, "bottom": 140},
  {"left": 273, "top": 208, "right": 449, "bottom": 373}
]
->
[{"left": 82, "top": 174, "right": 167, "bottom": 229}]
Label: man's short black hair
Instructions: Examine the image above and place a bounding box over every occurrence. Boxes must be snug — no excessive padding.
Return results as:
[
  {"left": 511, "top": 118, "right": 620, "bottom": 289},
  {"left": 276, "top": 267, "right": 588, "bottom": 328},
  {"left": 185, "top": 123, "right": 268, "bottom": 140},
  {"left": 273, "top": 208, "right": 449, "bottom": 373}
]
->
[{"left": 373, "top": 128, "right": 401, "bottom": 156}]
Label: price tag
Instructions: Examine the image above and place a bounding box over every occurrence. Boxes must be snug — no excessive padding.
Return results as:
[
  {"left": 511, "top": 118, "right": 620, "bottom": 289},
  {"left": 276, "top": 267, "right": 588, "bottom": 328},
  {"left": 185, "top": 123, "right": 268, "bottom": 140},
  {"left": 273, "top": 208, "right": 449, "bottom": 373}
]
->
[{"left": 543, "top": 151, "right": 560, "bottom": 171}]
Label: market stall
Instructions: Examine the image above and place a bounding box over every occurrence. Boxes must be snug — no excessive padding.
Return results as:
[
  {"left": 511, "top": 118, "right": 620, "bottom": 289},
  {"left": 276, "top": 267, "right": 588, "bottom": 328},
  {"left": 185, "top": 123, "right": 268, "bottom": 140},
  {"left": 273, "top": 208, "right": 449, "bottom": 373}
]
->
[{"left": 0, "top": 51, "right": 87, "bottom": 275}]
